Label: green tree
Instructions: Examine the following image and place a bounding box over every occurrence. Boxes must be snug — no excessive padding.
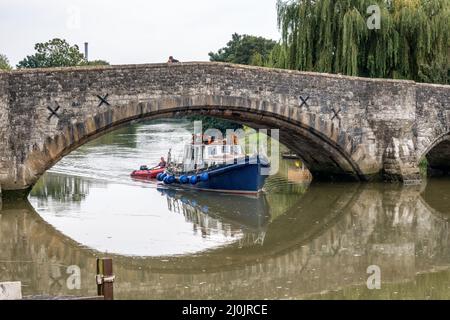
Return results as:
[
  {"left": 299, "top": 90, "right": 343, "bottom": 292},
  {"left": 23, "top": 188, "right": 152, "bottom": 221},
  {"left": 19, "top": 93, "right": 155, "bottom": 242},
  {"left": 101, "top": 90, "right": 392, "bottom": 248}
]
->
[
  {"left": 250, "top": 52, "right": 264, "bottom": 66},
  {"left": 17, "top": 38, "right": 85, "bottom": 68},
  {"left": 0, "top": 54, "right": 12, "bottom": 71},
  {"left": 209, "top": 33, "right": 277, "bottom": 66},
  {"left": 265, "top": 43, "right": 287, "bottom": 69},
  {"left": 272, "top": 0, "right": 450, "bottom": 84}
]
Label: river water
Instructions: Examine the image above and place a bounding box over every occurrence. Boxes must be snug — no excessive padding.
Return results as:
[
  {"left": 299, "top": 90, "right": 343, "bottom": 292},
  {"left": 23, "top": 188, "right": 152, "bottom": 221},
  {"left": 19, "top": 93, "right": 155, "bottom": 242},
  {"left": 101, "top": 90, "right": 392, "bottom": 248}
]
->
[{"left": 1, "top": 119, "right": 450, "bottom": 299}]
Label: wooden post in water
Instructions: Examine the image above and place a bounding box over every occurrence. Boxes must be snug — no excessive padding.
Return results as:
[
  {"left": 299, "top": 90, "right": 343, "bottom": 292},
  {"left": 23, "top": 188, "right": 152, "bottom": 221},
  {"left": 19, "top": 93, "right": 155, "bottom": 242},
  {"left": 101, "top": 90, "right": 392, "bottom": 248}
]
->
[{"left": 96, "top": 258, "right": 115, "bottom": 300}]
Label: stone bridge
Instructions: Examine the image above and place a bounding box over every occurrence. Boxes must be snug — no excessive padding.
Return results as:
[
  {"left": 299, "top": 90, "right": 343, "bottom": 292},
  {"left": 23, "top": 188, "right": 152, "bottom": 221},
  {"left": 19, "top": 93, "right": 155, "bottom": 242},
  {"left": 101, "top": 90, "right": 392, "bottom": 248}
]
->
[{"left": 0, "top": 62, "right": 449, "bottom": 198}]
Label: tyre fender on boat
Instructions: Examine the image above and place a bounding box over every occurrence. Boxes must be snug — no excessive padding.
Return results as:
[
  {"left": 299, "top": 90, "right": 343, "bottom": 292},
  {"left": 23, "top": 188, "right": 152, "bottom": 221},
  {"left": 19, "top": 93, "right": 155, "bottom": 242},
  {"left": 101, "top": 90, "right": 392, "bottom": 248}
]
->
[
  {"left": 189, "top": 175, "right": 198, "bottom": 185},
  {"left": 179, "top": 175, "right": 189, "bottom": 184},
  {"left": 166, "top": 175, "right": 175, "bottom": 184}
]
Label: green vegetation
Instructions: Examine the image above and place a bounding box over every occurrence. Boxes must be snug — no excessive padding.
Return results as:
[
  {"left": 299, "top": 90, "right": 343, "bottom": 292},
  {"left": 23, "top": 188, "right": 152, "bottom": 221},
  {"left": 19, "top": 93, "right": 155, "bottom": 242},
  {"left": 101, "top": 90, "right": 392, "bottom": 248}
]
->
[
  {"left": 17, "top": 38, "right": 109, "bottom": 68},
  {"left": 0, "top": 54, "right": 12, "bottom": 71},
  {"left": 419, "top": 157, "right": 429, "bottom": 177},
  {"left": 209, "top": 33, "right": 277, "bottom": 66},
  {"left": 268, "top": 0, "right": 450, "bottom": 84},
  {"left": 17, "top": 38, "right": 84, "bottom": 68}
]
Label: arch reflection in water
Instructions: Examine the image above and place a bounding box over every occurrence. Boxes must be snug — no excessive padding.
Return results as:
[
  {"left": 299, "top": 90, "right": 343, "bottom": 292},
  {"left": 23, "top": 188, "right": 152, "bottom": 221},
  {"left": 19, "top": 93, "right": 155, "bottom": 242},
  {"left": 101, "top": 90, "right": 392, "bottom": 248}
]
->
[
  {"left": 2, "top": 179, "right": 450, "bottom": 299},
  {"left": 29, "top": 172, "right": 276, "bottom": 256}
]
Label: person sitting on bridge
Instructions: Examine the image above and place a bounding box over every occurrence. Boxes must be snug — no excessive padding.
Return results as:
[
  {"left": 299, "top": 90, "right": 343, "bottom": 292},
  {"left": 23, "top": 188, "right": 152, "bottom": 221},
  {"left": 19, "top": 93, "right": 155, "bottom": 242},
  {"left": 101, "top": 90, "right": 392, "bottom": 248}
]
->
[
  {"left": 167, "top": 56, "right": 179, "bottom": 63},
  {"left": 158, "top": 157, "right": 167, "bottom": 168}
]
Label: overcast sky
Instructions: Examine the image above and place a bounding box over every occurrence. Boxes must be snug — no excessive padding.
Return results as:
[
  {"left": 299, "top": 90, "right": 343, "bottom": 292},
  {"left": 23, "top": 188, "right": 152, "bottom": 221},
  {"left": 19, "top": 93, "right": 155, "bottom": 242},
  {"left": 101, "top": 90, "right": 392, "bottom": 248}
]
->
[{"left": 0, "top": 0, "right": 280, "bottom": 66}]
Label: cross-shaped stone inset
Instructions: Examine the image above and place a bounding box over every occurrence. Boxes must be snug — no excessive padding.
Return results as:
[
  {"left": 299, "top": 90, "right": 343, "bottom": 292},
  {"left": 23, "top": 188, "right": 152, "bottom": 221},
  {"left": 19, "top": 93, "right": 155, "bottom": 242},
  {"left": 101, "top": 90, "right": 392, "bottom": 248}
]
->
[
  {"left": 96, "top": 93, "right": 110, "bottom": 107},
  {"left": 47, "top": 105, "right": 60, "bottom": 120},
  {"left": 331, "top": 107, "right": 342, "bottom": 126},
  {"left": 299, "top": 95, "right": 310, "bottom": 110}
]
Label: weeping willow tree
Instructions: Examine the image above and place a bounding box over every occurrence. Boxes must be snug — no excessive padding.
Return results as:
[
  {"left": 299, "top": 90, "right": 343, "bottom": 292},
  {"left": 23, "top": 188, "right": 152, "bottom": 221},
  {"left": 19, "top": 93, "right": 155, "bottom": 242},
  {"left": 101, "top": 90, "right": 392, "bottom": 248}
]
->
[{"left": 269, "top": 0, "right": 449, "bottom": 84}]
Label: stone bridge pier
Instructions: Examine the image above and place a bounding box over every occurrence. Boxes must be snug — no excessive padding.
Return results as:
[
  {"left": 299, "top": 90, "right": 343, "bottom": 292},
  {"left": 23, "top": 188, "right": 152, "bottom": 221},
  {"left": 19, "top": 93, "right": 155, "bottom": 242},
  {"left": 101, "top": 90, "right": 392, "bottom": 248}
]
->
[{"left": 0, "top": 62, "right": 449, "bottom": 198}]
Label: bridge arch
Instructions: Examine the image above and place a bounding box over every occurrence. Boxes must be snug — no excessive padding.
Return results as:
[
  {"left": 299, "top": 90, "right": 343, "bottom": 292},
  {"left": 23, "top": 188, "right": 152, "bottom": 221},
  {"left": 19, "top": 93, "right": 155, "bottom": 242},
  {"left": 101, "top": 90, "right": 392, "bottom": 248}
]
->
[
  {"left": 419, "top": 132, "right": 450, "bottom": 176},
  {"left": 20, "top": 95, "right": 363, "bottom": 193}
]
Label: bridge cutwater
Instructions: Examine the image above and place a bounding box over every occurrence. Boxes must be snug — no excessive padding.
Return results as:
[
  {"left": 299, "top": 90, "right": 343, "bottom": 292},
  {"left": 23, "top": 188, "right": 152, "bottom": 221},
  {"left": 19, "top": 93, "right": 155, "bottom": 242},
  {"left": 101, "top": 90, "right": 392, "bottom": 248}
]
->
[{"left": 0, "top": 62, "right": 449, "bottom": 199}]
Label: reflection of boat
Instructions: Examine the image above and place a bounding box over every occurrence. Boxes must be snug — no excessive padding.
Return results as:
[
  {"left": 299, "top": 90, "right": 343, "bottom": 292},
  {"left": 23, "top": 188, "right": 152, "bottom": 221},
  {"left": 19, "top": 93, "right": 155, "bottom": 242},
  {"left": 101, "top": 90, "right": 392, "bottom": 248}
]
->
[
  {"left": 157, "top": 187, "right": 271, "bottom": 232},
  {"left": 156, "top": 135, "right": 270, "bottom": 195},
  {"left": 130, "top": 166, "right": 165, "bottom": 179}
]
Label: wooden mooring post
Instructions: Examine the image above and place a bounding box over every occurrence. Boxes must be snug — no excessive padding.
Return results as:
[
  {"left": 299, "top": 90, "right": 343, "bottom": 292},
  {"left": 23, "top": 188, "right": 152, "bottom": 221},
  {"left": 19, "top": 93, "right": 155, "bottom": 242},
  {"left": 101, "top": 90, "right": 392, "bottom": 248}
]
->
[{"left": 96, "top": 258, "right": 115, "bottom": 300}]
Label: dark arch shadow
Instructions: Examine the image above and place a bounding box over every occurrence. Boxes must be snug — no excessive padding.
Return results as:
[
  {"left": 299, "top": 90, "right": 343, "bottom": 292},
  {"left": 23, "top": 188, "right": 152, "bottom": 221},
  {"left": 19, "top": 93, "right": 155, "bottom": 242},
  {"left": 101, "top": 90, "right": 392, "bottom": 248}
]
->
[{"left": 420, "top": 133, "right": 450, "bottom": 177}]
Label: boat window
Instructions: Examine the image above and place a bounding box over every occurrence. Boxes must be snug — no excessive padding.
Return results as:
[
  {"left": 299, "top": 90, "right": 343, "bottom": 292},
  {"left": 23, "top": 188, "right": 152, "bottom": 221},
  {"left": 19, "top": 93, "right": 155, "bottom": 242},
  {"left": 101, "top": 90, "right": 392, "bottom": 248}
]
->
[{"left": 208, "top": 146, "right": 217, "bottom": 156}]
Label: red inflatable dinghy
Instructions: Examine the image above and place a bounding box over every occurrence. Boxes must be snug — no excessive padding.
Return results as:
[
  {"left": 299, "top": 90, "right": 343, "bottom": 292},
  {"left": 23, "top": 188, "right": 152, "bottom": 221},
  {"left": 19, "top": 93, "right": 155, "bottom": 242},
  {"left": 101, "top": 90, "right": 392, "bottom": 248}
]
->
[{"left": 130, "top": 167, "right": 165, "bottom": 179}]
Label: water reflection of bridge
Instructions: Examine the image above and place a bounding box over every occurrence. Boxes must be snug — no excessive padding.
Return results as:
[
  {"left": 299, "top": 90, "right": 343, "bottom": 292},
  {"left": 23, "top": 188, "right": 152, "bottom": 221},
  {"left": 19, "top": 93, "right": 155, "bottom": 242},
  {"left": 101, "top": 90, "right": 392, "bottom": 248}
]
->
[{"left": 0, "top": 181, "right": 449, "bottom": 299}]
